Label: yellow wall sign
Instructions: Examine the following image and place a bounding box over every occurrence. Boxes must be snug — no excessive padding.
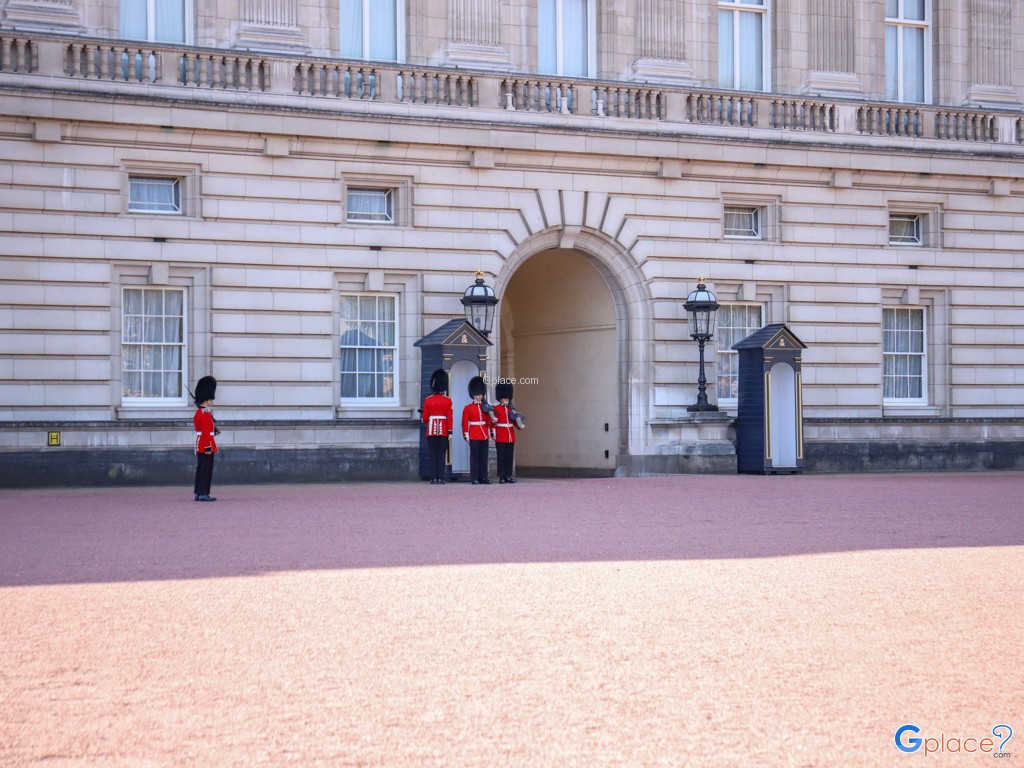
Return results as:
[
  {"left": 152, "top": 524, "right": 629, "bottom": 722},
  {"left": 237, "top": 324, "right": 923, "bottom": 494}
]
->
[{"left": 47, "top": 432, "right": 61, "bottom": 446}]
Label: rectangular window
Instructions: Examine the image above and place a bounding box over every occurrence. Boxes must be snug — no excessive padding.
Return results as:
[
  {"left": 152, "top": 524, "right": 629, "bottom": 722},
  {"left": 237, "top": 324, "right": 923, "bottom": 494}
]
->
[
  {"left": 122, "top": 288, "right": 186, "bottom": 402},
  {"left": 724, "top": 205, "right": 761, "bottom": 238},
  {"left": 889, "top": 213, "right": 922, "bottom": 245},
  {"left": 718, "top": 0, "right": 769, "bottom": 91},
  {"left": 885, "top": 0, "right": 929, "bottom": 102},
  {"left": 120, "top": 0, "right": 187, "bottom": 43},
  {"left": 129, "top": 176, "right": 182, "bottom": 214},
  {"left": 883, "top": 306, "right": 926, "bottom": 402},
  {"left": 538, "top": 0, "right": 592, "bottom": 77},
  {"left": 340, "top": 294, "right": 398, "bottom": 401},
  {"left": 716, "top": 304, "right": 763, "bottom": 402},
  {"left": 347, "top": 188, "right": 394, "bottom": 224},
  {"left": 340, "top": 0, "right": 402, "bottom": 61}
]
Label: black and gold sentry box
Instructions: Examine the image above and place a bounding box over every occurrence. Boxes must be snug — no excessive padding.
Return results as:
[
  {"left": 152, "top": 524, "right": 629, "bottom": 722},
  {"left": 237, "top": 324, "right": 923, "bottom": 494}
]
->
[{"left": 733, "top": 323, "right": 808, "bottom": 475}]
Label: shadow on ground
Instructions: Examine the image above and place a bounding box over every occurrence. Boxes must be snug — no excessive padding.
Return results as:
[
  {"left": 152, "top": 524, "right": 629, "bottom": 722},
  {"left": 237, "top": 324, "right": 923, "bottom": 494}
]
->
[{"left": 1, "top": 473, "right": 1022, "bottom": 587}]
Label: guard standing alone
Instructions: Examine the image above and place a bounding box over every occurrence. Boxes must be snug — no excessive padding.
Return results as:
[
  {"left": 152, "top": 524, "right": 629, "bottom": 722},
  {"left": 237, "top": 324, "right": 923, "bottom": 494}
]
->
[
  {"left": 421, "top": 368, "right": 453, "bottom": 484},
  {"left": 193, "top": 375, "right": 219, "bottom": 502}
]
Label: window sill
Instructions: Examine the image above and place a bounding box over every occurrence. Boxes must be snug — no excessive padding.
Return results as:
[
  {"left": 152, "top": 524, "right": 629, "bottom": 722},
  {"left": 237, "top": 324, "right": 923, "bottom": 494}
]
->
[
  {"left": 117, "top": 405, "right": 194, "bottom": 420},
  {"left": 335, "top": 406, "right": 415, "bottom": 420}
]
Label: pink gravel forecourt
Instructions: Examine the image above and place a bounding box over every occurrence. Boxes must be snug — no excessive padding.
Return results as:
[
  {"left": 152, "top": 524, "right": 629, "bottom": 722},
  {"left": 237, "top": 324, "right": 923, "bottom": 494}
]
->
[{"left": 1, "top": 472, "right": 1022, "bottom": 767}]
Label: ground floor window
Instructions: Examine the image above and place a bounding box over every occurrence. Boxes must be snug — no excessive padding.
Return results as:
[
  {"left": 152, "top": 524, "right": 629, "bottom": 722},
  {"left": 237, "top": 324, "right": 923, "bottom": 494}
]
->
[
  {"left": 340, "top": 294, "right": 398, "bottom": 402},
  {"left": 716, "top": 303, "right": 763, "bottom": 404},
  {"left": 122, "top": 287, "right": 186, "bottom": 402},
  {"left": 883, "top": 306, "right": 926, "bottom": 403}
]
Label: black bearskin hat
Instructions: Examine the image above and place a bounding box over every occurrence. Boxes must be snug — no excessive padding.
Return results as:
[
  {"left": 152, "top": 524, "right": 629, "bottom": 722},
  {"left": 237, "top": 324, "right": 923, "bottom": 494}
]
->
[
  {"left": 468, "top": 375, "right": 487, "bottom": 398},
  {"left": 430, "top": 368, "right": 449, "bottom": 394},
  {"left": 194, "top": 375, "right": 217, "bottom": 405},
  {"left": 495, "top": 381, "right": 514, "bottom": 401}
]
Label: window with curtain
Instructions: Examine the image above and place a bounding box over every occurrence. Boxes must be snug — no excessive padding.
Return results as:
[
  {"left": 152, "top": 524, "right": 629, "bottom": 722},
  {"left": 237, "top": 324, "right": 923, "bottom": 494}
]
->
[
  {"left": 122, "top": 288, "right": 186, "bottom": 401},
  {"left": 889, "top": 213, "right": 922, "bottom": 245},
  {"left": 347, "top": 188, "right": 394, "bottom": 223},
  {"left": 340, "top": 294, "right": 398, "bottom": 401},
  {"left": 718, "top": 0, "right": 769, "bottom": 91},
  {"left": 129, "top": 176, "right": 182, "bottom": 214},
  {"left": 340, "top": 0, "right": 402, "bottom": 61},
  {"left": 716, "top": 304, "right": 763, "bottom": 402},
  {"left": 120, "top": 0, "right": 187, "bottom": 43},
  {"left": 724, "top": 206, "right": 761, "bottom": 238},
  {"left": 538, "top": 0, "right": 592, "bottom": 77},
  {"left": 885, "top": 0, "right": 929, "bottom": 102},
  {"left": 883, "top": 307, "right": 926, "bottom": 402}
]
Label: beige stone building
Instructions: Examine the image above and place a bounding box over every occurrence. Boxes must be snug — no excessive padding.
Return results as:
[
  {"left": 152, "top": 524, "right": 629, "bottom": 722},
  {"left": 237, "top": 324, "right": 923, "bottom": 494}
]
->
[{"left": 1, "top": 0, "right": 1022, "bottom": 484}]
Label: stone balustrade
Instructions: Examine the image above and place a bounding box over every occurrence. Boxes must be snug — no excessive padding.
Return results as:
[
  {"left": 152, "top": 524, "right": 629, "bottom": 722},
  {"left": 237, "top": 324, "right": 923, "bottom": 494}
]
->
[{"left": 2, "top": 31, "right": 1022, "bottom": 146}]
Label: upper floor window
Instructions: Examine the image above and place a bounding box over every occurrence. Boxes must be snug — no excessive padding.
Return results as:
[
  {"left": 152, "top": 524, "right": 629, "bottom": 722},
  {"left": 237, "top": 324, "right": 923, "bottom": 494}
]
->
[
  {"left": 716, "top": 303, "right": 763, "bottom": 404},
  {"left": 347, "top": 188, "right": 394, "bottom": 224},
  {"left": 340, "top": 0, "right": 404, "bottom": 62},
  {"left": 538, "top": 0, "right": 594, "bottom": 77},
  {"left": 889, "top": 213, "right": 922, "bottom": 245},
  {"left": 122, "top": 288, "right": 186, "bottom": 403},
  {"left": 885, "top": 0, "right": 930, "bottom": 102},
  {"left": 129, "top": 176, "right": 182, "bottom": 215},
  {"left": 883, "top": 306, "right": 927, "bottom": 403},
  {"left": 340, "top": 294, "right": 398, "bottom": 402},
  {"left": 724, "top": 205, "right": 762, "bottom": 239},
  {"left": 718, "top": 0, "right": 770, "bottom": 91},
  {"left": 120, "top": 0, "right": 188, "bottom": 44}
]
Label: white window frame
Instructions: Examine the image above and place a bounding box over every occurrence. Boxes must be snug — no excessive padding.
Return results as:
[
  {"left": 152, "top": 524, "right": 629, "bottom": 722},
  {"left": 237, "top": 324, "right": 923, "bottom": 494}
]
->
[
  {"left": 346, "top": 187, "right": 394, "bottom": 224},
  {"left": 128, "top": 176, "right": 182, "bottom": 215},
  {"left": 538, "top": 0, "right": 597, "bottom": 77},
  {"left": 121, "top": 287, "right": 188, "bottom": 406},
  {"left": 339, "top": 293, "right": 400, "bottom": 405},
  {"left": 885, "top": 0, "right": 931, "bottom": 103},
  {"left": 889, "top": 213, "right": 922, "bottom": 245},
  {"left": 340, "top": 0, "right": 406, "bottom": 62},
  {"left": 882, "top": 306, "right": 928, "bottom": 406},
  {"left": 120, "top": 0, "right": 193, "bottom": 44},
  {"left": 724, "top": 205, "right": 762, "bottom": 239},
  {"left": 715, "top": 303, "right": 764, "bottom": 408},
  {"left": 718, "top": 0, "right": 771, "bottom": 92}
]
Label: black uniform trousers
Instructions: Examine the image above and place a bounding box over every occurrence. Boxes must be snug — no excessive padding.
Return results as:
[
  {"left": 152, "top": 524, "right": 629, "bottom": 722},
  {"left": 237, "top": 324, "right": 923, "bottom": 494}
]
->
[
  {"left": 194, "top": 452, "right": 215, "bottom": 496},
  {"left": 496, "top": 442, "right": 515, "bottom": 479},
  {"left": 427, "top": 435, "right": 448, "bottom": 481},
  {"left": 469, "top": 439, "right": 489, "bottom": 483}
]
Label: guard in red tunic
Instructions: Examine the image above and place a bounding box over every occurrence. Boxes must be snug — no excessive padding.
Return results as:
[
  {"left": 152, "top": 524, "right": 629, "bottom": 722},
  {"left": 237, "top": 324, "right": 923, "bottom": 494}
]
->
[
  {"left": 421, "top": 368, "right": 453, "bottom": 484},
  {"left": 492, "top": 380, "right": 524, "bottom": 484},
  {"left": 193, "top": 375, "right": 219, "bottom": 502},
  {"left": 462, "top": 375, "right": 493, "bottom": 485}
]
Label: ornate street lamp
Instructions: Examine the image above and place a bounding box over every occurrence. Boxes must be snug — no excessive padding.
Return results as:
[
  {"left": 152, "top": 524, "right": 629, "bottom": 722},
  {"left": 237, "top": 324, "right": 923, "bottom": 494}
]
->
[
  {"left": 461, "top": 270, "right": 498, "bottom": 336},
  {"left": 683, "top": 278, "right": 719, "bottom": 412}
]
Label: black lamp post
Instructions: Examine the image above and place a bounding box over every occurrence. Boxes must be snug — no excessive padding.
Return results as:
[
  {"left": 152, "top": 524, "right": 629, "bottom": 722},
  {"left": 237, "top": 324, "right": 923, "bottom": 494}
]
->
[
  {"left": 684, "top": 278, "right": 719, "bottom": 412},
  {"left": 461, "top": 270, "right": 498, "bottom": 336}
]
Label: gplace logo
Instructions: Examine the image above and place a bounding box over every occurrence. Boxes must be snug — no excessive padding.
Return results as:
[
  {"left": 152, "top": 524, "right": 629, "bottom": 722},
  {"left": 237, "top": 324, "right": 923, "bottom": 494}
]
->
[{"left": 895, "top": 724, "right": 1013, "bottom": 758}]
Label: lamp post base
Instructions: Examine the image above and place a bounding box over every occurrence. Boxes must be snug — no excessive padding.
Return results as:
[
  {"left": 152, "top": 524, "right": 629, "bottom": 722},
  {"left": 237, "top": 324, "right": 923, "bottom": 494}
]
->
[{"left": 687, "top": 403, "right": 720, "bottom": 413}]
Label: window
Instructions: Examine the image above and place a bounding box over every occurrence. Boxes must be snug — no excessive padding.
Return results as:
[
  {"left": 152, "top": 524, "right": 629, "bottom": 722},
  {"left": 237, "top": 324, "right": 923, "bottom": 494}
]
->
[
  {"left": 340, "top": 294, "right": 397, "bottom": 401},
  {"left": 120, "top": 0, "right": 188, "bottom": 43},
  {"left": 122, "top": 288, "right": 186, "bottom": 402},
  {"left": 885, "top": 0, "right": 929, "bottom": 102},
  {"left": 889, "top": 213, "right": 922, "bottom": 245},
  {"left": 718, "top": 0, "right": 770, "bottom": 91},
  {"left": 129, "top": 176, "right": 182, "bottom": 214},
  {"left": 538, "top": 0, "right": 594, "bottom": 77},
  {"left": 340, "top": 0, "right": 403, "bottom": 61},
  {"left": 716, "top": 304, "right": 763, "bottom": 402},
  {"left": 724, "top": 205, "right": 761, "bottom": 238},
  {"left": 347, "top": 188, "right": 394, "bottom": 224},
  {"left": 883, "top": 307, "right": 926, "bottom": 403}
]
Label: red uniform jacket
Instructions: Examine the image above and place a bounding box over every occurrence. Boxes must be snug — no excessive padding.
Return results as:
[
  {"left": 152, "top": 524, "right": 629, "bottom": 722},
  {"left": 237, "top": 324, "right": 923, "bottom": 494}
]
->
[
  {"left": 491, "top": 404, "right": 520, "bottom": 444},
  {"left": 194, "top": 407, "right": 218, "bottom": 455},
  {"left": 462, "top": 402, "right": 491, "bottom": 441},
  {"left": 422, "top": 393, "right": 453, "bottom": 437}
]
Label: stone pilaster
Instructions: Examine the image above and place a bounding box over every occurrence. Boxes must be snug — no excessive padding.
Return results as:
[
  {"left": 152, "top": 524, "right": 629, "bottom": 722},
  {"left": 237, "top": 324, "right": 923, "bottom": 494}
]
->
[
  {"left": 441, "top": 0, "right": 511, "bottom": 70},
  {"left": 0, "top": 0, "right": 82, "bottom": 33},
  {"left": 964, "top": 0, "right": 1017, "bottom": 106},
  {"left": 631, "top": 0, "right": 695, "bottom": 86},
  {"left": 802, "top": 0, "right": 864, "bottom": 97}
]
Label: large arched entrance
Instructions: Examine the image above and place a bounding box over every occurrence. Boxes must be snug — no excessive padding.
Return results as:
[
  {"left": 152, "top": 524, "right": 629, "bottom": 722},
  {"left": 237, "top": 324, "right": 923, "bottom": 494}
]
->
[{"left": 499, "top": 248, "right": 620, "bottom": 475}]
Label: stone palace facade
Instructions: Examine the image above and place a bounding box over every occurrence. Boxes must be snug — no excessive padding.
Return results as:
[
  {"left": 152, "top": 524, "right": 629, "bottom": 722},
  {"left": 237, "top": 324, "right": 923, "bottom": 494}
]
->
[{"left": 1, "top": 0, "right": 1022, "bottom": 484}]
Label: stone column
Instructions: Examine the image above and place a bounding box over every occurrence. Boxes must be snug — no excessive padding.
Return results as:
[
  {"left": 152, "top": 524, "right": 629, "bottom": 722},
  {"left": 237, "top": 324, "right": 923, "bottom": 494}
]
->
[
  {"left": 0, "top": 0, "right": 83, "bottom": 33},
  {"left": 964, "top": 0, "right": 1017, "bottom": 106},
  {"left": 233, "top": 0, "right": 310, "bottom": 53},
  {"left": 631, "top": 0, "right": 696, "bottom": 85},
  {"left": 441, "top": 0, "right": 511, "bottom": 70},
  {"left": 802, "top": 0, "right": 865, "bottom": 96}
]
